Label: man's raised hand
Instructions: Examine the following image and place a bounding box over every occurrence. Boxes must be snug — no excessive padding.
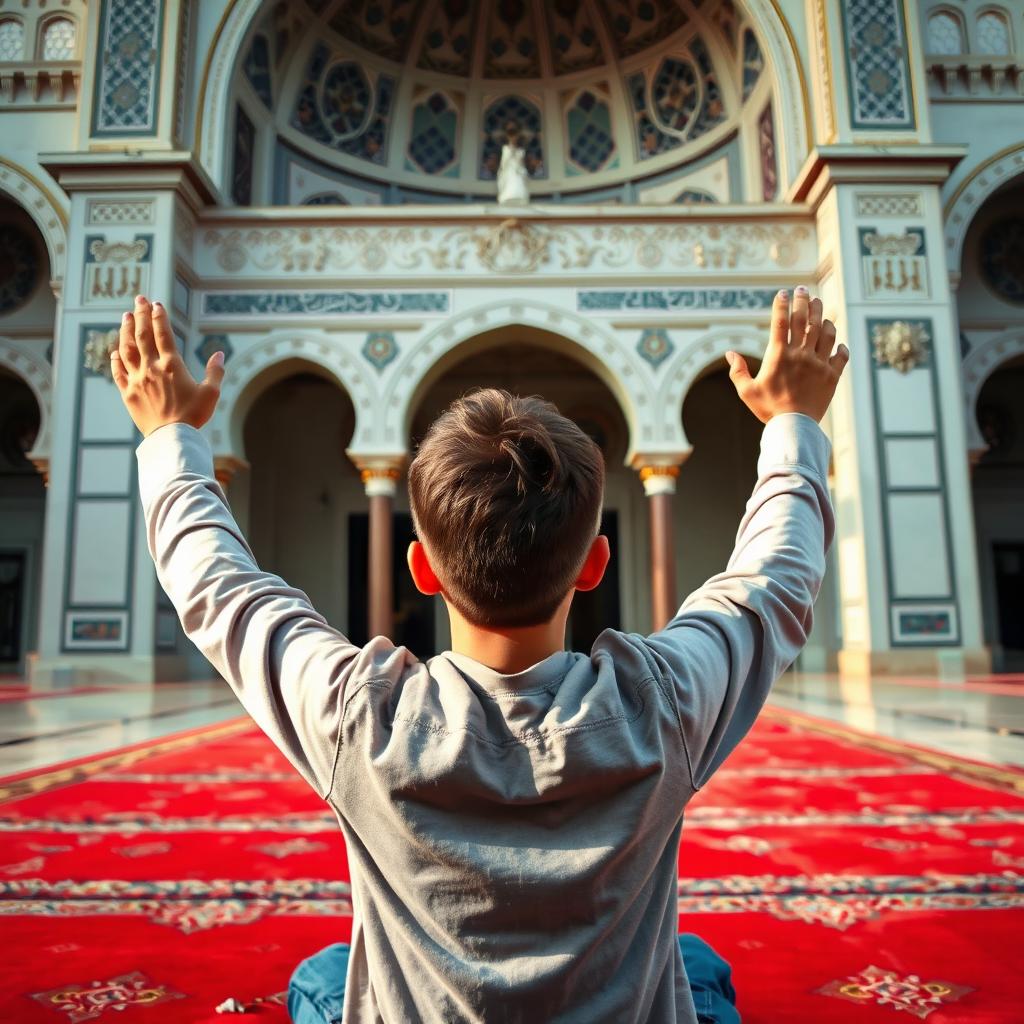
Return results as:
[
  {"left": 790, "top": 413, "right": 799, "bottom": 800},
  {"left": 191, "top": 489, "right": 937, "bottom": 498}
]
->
[
  {"left": 725, "top": 287, "right": 849, "bottom": 424},
  {"left": 111, "top": 295, "right": 225, "bottom": 438}
]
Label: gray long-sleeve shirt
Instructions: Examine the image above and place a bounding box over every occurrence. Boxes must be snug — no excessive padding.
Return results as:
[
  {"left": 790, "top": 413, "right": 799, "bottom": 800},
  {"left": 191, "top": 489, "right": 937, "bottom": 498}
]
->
[{"left": 137, "top": 412, "right": 833, "bottom": 1023}]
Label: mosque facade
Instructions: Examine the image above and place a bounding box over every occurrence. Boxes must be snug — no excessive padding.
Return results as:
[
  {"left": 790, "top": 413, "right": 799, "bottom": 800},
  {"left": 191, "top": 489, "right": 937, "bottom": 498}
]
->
[{"left": 0, "top": 0, "right": 1022, "bottom": 684}]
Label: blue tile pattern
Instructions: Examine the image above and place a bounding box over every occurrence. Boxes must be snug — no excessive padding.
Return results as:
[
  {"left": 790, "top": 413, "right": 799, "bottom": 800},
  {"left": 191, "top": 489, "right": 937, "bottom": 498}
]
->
[
  {"left": 841, "top": 0, "right": 915, "bottom": 130},
  {"left": 579, "top": 289, "right": 775, "bottom": 311},
  {"left": 362, "top": 331, "right": 399, "bottom": 370},
  {"left": 202, "top": 292, "right": 449, "bottom": 316},
  {"left": 629, "top": 37, "right": 725, "bottom": 160},
  {"left": 567, "top": 90, "right": 615, "bottom": 173},
  {"left": 92, "top": 0, "right": 164, "bottom": 136},
  {"left": 292, "top": 46, "right": 394, "bottom": 164},
  {"left": 636, "top": 328, "right": 675, "bottom": 369},
  {"left": 408, "top": 92, "right": 458, "bottom": 175}
]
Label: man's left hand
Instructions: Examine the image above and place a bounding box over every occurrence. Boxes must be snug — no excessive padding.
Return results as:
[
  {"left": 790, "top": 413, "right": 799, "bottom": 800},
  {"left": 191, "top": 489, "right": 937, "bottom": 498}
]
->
[{"left": 112, "top": 294, "right": 224, "bottom": 438}]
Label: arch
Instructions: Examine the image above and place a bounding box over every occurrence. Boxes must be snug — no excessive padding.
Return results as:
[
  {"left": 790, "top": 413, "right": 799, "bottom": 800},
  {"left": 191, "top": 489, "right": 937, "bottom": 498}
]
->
[
  {"left": 925, "top": 8, "right": 967, "bottom": 55},
  {"left": 0, "top": 15, "right": 26, "bottom": 62},
  {"left": 376, "top": 299, "right": 666, "bottom": 463},
  {"left": 974, "top": 8, "right": 1013, "bottom": 55},
  {"left": 944, "top": 141, "right": 1024, "bottom": 277},
  {"left": 0, "top": 157, "right": 67, "bottom": 285},
  {"left": 655, "top": 325, "right": 767, "bottom": 450},
  {"left": 195, "top": 0, "right": 811, "bottom": 196},
  {"left": 961, "top": 329, "right": 1024, "bottom": 453},
  {"left": 37, "top": 14, "right": 78, "bottom": 62},
  {"left": 0, "top": 337, "right": 52, "bottom": 461},
  {"left": 208, "top": 331, "right": 378, "bottom": 460}
]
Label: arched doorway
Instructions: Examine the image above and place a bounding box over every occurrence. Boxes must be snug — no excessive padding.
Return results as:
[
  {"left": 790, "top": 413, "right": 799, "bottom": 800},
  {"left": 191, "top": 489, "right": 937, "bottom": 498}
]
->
[
  {"left": 675, "top": 360, "right": 839, "bottom": 668},
  {"left": 676, "top": 362, "right": 762, "bottom": 596},
  {"left": 0, "top": 369, "right": 45, "bottom": 672},
  {"left": 958, "top": 179, "right": 1024, "bottom": 670},
  {"left": 240, "top": 368, "right": 361, "bottom": 636},
  {"left": 0, "top": 195, "right": 54, "bottom": 675},
  {"left": 971, "top": 355, "right": 1024, "bottom": 670},
  {"left": 408, "top": 326, "right": 637, "bottom": 654}
]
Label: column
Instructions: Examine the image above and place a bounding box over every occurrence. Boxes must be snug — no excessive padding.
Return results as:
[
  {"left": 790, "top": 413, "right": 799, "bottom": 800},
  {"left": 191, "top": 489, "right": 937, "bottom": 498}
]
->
[
  {"left": 639, "top": 465, "right": 681, "bottom": 632},
  {"left": 360, "top": 465, "right": 403, "bottom": 640}
]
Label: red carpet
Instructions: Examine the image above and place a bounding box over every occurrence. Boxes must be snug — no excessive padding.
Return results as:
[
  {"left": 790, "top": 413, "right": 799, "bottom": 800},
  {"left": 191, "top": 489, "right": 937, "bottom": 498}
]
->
[{"left": 0, "top": 707, "right": 1021, "bottom": 1022}]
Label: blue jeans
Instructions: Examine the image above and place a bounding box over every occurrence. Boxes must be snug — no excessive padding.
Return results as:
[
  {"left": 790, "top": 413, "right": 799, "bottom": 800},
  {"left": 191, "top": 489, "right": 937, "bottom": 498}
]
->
[{"left": 288, "top": 934, "right": 739, "bottom": 1023}]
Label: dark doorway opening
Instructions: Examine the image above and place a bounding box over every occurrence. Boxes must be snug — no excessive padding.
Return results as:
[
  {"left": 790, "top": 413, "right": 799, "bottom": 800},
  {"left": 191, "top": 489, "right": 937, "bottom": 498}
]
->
[
  {"left": 0, "top": 551, "right": 26, "bottom": 664},
  {"left": 348, "top": 511, "right": 435, "bottom": 658},
  {"left": 993, "top": 543, "right": 1024, "bottom": 667}
]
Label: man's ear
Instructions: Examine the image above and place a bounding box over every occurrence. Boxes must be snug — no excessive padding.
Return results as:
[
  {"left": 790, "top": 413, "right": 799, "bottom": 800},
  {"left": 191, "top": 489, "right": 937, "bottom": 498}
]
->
[
  {"left": 407, "top": 540, "right": 443, "bottom": 596},
  {"left": 574, "top": 535, "right": 610, "bottom": 592}
]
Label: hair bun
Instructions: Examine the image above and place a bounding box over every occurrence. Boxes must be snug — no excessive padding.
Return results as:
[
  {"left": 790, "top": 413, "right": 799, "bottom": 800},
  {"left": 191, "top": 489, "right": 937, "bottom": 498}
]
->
[{"left": 496, "top": 417, "right": 564, "bottom": 496}]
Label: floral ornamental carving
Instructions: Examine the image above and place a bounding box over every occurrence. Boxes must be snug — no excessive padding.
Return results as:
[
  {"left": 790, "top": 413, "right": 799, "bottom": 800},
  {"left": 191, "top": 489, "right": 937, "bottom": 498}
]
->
[
  {"left": 861, "top": 231, "right": 923, "bottom": 257},
  {"left": 871, "top": 321, "right": 929, "bottom": 374},
  {"left": 83, "top": 328, "right": 119, "bottom": 379},
  {"left": 475, "top": 219, "right": 549, "bottom": 273},
  {"left": 201, "top": 224, "right": 812, "bottom": 277}
]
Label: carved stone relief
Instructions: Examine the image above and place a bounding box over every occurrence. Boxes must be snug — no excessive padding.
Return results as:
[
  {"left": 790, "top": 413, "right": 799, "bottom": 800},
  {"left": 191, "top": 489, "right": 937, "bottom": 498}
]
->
[
  {"left": 200, "top": 221, "right": 813, "bottom": 278},
  {"left": 871, "top": 320, "right": 929, "bottom": 374}
]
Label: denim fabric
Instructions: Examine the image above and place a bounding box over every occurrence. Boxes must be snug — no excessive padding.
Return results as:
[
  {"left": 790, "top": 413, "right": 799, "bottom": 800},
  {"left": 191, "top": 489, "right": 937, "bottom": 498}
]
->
[{"left": 288, "top": 936, "right": 739, "bottom": 1024}]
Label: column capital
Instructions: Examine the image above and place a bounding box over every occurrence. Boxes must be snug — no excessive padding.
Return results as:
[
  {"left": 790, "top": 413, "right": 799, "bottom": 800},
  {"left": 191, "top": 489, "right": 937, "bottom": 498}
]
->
[
  {"left": 638, "top": 465, "right": 680, "bottom": 497},
  {"left": 354, "top": 456, "right": 406, "bottom": 498}
]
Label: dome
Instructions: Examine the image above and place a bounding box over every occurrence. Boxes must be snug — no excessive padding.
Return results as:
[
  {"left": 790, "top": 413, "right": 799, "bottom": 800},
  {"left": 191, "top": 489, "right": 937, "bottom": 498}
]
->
[{"left": 232, "top": 0, "right": 775, "bottom": 204}]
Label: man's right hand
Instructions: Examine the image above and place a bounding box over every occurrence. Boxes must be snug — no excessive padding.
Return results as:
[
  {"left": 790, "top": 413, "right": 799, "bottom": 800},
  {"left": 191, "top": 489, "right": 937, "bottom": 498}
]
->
[{"left": 726, "top": 287, "right": 849, "bottom": 424}]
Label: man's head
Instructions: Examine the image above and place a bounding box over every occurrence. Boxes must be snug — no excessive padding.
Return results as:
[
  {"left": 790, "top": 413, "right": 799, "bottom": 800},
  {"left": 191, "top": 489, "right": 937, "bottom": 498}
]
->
[{"left": 408, "top": 388, "right": 606, "bottom": 628}]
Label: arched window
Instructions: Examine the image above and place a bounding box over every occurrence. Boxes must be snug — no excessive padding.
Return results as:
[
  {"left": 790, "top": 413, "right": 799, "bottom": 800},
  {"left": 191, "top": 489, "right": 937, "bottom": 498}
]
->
[
  {"left": 976, "top": 10, "right": 1011, "bottom": 55},
  {"left": 0, "top": 19, "right": 25, "bottom": 62},
  {"left": 41, "top": 18, "right": 77, "bottom": 61},
  {"left": 926, "top": 10, "right": 965, "bottom": 55}
]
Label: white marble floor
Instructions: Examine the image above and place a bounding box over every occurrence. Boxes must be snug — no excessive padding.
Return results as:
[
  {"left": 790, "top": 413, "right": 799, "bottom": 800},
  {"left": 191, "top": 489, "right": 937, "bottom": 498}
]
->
[
  {"left": 0, "top": 682, "right": 242, "bottom": 776},
  {"left": 0, "top": 671, "right": 1022, "bottom": 777}
]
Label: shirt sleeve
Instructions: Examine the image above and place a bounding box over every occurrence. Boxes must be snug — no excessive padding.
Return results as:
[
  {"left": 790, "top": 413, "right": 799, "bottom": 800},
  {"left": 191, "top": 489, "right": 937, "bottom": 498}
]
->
[
  {"left": 640, "top": 412, "right": 835, "bottom": 790},
  {"left": 136, "top": 422, "right": 360, "bottom": 799}
]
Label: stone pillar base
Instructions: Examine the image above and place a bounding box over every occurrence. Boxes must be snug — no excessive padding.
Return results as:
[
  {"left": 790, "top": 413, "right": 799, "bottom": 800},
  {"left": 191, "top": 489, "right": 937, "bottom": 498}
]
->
[
  {"left": 837, "top": 647, "right": 992, "bottom": 677},
  {"left": 26, "top": 652, "right": 193, "bottom": 688}
]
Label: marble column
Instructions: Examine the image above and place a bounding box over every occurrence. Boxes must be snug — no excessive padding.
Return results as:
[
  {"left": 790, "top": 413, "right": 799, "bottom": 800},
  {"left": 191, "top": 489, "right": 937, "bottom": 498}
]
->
[
  {"left": 640, "top": 465, "right": 680, "bottom": 631},
  {"left": 361, "top": 467, "right": 402, "bottom": 639}
]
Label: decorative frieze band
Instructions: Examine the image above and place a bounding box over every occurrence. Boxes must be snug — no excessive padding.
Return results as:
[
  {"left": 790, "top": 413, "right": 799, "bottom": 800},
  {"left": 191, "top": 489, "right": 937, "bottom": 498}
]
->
[
  {"left": 197, "top": 221, "right": 813, "bottom": 280},
  {"left": 200, "top": 291, "right": 450, "bottom": 318},
  {"left": 578, "top": 289, "right": 776, "bottom": 313}
]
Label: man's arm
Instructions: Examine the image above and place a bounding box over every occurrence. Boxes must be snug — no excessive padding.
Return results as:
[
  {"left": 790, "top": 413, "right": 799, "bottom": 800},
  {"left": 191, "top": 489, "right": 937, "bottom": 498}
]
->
[
  {"left": 642, "top": 288, "right": 848, "bottom": 789},
  {"left": 116, "top": 296, "right": 360, "bottom": 799}
]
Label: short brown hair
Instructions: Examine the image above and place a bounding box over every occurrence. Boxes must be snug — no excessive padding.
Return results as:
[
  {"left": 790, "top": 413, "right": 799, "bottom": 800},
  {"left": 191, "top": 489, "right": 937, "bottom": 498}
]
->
[{"left": 408, "top": 388, "right": 605, "bottom": 627}]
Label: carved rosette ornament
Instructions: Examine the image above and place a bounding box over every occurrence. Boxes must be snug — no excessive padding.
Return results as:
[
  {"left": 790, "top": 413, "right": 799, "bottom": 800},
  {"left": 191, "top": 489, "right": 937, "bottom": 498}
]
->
[
  {"left": 83, "top": 328, "right": 120, "bottom": 379},
  {"left": 871, "top": 321, "right": 929, "bottom": 374}
]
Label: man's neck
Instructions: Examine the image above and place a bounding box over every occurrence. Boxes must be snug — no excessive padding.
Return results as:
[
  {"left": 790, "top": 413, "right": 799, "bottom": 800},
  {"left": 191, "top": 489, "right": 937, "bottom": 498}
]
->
[{"left": 446, "top": 600, "right": 571, "bottom": 675}]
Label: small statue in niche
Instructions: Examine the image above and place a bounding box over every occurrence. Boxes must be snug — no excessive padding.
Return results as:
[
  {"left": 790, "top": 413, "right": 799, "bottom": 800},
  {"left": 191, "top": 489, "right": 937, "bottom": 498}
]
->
[{"left": 497, "top": 120, "right": 530, "bottom": 206}]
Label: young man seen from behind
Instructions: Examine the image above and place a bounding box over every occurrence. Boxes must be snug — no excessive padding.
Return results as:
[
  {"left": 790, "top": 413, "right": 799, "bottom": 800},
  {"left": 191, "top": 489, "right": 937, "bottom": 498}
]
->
[{"left": 113, "top": 286, "right": 848, "bottom": 1023}]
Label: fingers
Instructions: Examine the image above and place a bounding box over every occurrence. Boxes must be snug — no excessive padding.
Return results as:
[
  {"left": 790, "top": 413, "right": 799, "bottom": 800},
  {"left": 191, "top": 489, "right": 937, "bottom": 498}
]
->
[
  {"left": 119, "top": 311, "right": 140, "bottom": 370},
  {"left": 201, "top": 350, "right": 226, "bottom": 392},
  {"left": 790, "top": 286, "right": 809, "bottom": 347},
  {"left": 768, "top": 290, "right": 789, "bottom": 354},
  {"left": 110, "top": 348, "right": 128, "bottom": 391},
  {"left": 803, "top": 297, "right": 822, "bottom": 351},
  {"left": 134, "top": 295, "right": 157, "bottom": 363},
  {"left": 818, "top": 318, "right": 837, "bottom": 359},
  {"left": 830, "top": 343, "right": 850, "bottom": 375},
  {"left": 726, "top": 351, "right": 753, "bottom": 390},
  {"left": 151, "top": 300, "right": 177, "bottom": 357}
]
